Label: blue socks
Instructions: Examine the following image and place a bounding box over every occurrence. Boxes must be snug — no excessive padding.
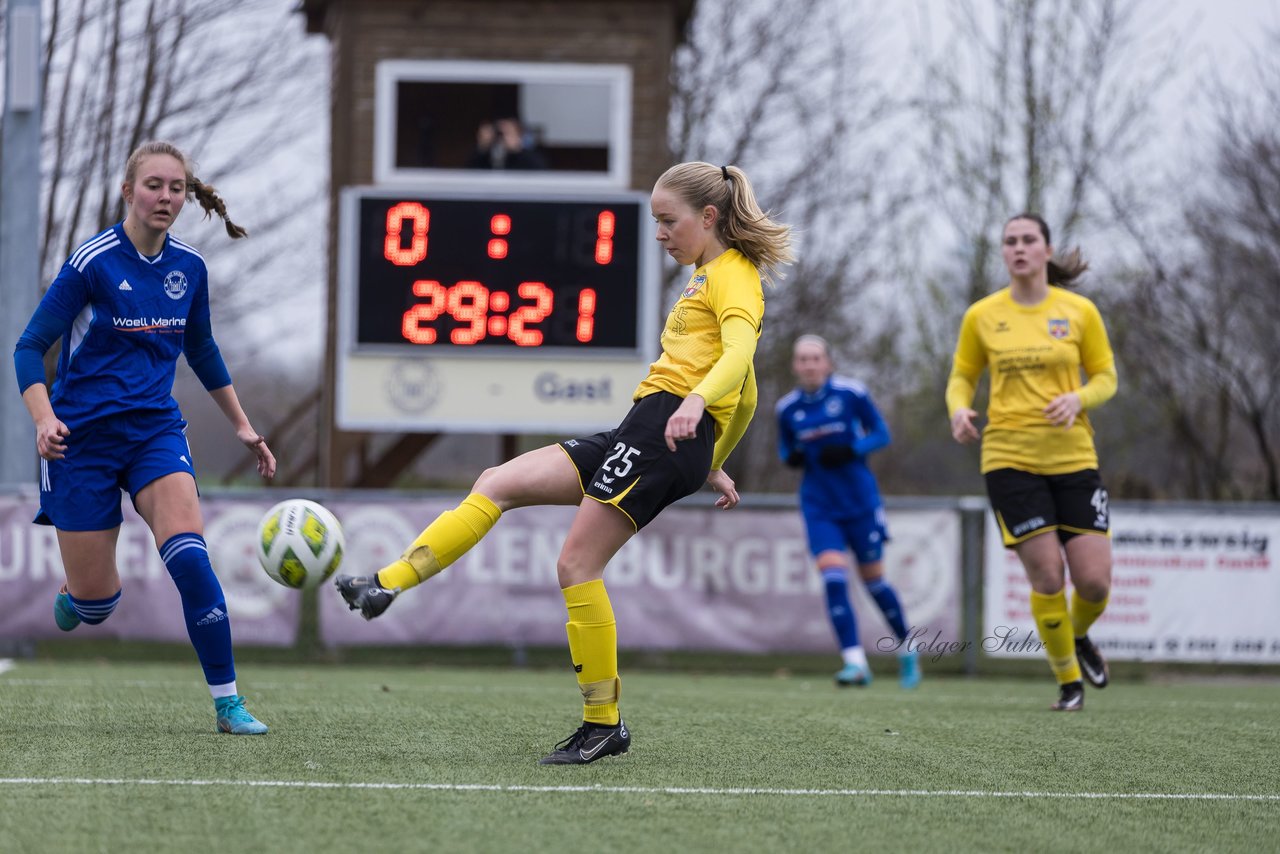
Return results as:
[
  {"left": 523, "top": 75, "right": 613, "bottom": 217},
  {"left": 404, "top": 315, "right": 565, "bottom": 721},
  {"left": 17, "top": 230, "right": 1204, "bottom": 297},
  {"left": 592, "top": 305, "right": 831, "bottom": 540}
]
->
[
  {"left": 822, "top": 568, "right": 860, "bottom": 650},
  {"left": 67, "top": 590, "right": 121, "bottom": 624},
  {"left": 866, "top": 577, "right": 908, "bottom": 641},
  {"left": 160, "top": 533, "right": 235, "bottom": 687}
]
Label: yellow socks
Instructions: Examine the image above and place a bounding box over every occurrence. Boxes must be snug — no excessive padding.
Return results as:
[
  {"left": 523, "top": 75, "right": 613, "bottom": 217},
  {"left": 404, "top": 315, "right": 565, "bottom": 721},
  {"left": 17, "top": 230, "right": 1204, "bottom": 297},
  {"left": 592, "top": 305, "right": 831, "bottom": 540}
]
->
[
  {"left": 1029, "top": 589, "right": 1081, "bottom": 685},
  {"left": 376, "top": 494, "right": 502, "bottom": 591},
  {"left": 563, "top": 579, "right": 620, "bottom": 726},
  {"left": 1071, "top": 590, "right": 1109, "bottom": 638}
]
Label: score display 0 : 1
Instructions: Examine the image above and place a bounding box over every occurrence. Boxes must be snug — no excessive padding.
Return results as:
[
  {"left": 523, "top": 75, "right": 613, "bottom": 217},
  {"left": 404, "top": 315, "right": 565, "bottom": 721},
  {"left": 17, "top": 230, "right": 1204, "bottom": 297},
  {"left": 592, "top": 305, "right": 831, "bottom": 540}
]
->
[{"left": 353, "top": 195, "right": 645, "bottom": 353}]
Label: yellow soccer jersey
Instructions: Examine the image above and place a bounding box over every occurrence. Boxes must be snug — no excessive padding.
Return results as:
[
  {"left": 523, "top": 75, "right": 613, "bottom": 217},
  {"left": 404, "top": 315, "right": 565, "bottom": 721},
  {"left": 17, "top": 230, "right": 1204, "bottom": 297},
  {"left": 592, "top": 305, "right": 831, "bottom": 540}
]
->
[
  {"left": 635, "top": 248, "right": 764, "bottom": 438},
  {"left": 946, "top": 286, "right": 1117, "bottom": 475}
]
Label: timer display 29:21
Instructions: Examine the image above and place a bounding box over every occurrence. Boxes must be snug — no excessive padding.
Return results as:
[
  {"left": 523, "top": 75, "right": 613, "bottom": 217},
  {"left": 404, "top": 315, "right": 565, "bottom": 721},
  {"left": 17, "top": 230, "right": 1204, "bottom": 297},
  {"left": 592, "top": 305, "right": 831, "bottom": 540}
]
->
[{"left": 354, "top": 196, "right": 643, "bottom": 351}]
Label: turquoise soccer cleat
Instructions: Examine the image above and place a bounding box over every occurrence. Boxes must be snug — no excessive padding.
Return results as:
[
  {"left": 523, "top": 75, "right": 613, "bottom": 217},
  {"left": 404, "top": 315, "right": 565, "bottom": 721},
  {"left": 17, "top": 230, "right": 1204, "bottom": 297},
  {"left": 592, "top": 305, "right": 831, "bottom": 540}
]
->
[
  {"left": 215, "top": 695, "right": 269, "bottom": 735},
  {"left": 835, "top": 662, "right": 872, "bottom": 687},
  {"left": 899, "top": 650, "right": 922, "bottom": 689},
  {"left": 53, "top": 589, "right": 81, "bottom": 632}
]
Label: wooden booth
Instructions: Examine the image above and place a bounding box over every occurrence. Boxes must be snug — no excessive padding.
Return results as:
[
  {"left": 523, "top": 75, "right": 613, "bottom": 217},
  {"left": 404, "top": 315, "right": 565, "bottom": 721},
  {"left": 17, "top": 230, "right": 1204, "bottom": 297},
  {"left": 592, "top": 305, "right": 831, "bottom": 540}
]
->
[{"left": 299, "top": 0, "right": 695, "bottom": 487}]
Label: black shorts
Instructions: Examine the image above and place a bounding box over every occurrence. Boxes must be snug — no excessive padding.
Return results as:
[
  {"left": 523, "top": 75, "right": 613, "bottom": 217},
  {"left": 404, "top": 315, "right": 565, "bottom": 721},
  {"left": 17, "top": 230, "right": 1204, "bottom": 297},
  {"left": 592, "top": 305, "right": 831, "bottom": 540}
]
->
[
  {"left": 559, "top": 391, "right": 715, "bottom": 530},
  {"left": 985, "top": 467, "right": 1110, "bottom": 547}
]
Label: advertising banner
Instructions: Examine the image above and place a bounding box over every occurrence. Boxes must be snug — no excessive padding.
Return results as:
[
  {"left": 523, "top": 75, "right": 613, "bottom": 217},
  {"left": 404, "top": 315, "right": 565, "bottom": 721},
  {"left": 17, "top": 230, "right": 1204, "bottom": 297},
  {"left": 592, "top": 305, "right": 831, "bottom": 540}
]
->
[
  {"left": 0, "top": 492, "right": 301, "bottom": 646},
  {"left": 0, "top": 491, "right": 961, "bottom": 655},
  {"left": 317, "top": 501, "right": 962, "bottom": 654},
  {"left": 983, "top": 507, "right": 1280, "bottom": 662}
]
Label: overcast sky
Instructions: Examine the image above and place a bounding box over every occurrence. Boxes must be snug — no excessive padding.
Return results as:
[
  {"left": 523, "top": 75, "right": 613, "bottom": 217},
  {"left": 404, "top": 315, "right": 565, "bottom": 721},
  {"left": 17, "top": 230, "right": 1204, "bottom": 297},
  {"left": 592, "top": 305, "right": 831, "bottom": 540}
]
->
[{"left": 4, "top": 0, "right": 1278, "bottom": 370}]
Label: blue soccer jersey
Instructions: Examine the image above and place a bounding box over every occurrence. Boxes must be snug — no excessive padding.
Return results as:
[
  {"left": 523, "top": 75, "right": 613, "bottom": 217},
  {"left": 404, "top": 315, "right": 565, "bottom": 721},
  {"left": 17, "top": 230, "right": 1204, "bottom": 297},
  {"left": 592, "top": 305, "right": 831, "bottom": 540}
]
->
[
  {"left": 776, "top": 375, "right": 890, "bottom": 521},
  {"left": 28, "top": 223, "right": 214, "bottom": 428}
]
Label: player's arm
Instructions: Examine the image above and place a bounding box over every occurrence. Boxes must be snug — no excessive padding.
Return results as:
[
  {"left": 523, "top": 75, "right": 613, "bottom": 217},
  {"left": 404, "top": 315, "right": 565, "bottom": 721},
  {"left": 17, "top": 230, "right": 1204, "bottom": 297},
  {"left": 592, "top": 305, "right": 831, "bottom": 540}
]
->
[
  {"left": 182, "top": 312, "right": 232, "bottom": 391},
  {"left": 185, "top": 308, "right": 276, "bottom": 480},
  {"left": 853, "top": 392, "right": 891, "bottom": 457},
  {"left": 709, "top": 347, "right": 757, "bottom": 469},
  {"left": 1076, "top": 302, "right": 1118, "bottom": 409},
  {"left": 947, "top": 308, "right": 985, "bottom": 443},
  {"left": 1045, "top": 303, "right": 1117, "bottom": 427},
  {"left": 663, "top": 313, "right": 758, "bottom": 453},
  {"left": 776, "top": 401, "right": 804, "bottom": 468},
  {"left": 819, "top": 390, "right": 891, "bottom": 468},
  {"left": 13, "top": 302, "right": 73, "bottom": 460},
  {"left": 206, "top": 384, "right": 276, "bottom": 481}
]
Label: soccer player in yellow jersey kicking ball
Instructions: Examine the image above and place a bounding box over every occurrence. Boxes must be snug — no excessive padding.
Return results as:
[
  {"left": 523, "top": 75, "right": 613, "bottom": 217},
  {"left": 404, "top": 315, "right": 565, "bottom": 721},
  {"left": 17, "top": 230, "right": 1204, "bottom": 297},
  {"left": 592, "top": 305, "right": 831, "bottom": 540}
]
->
[
  {"left": 946, "top": 213, "right": 1117, "bottom": 712},
  {"left": 336, "top": 162, "right": 793, "bottom": 763}
]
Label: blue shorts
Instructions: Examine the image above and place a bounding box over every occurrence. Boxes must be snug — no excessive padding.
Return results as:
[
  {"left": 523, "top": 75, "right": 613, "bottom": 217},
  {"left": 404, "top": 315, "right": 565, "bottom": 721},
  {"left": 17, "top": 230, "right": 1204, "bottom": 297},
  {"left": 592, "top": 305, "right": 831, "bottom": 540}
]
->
[
  {"left": 37, "top": 410, "right": 197, "bottom": 531},
  {"left": 803, "top": 507, "right": 890, "bottom": 565}
]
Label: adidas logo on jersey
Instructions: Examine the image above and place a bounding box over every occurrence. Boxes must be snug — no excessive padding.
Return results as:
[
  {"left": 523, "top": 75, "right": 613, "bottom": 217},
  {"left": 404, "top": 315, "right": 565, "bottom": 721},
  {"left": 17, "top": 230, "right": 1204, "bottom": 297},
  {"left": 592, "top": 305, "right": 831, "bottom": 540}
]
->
[{"left": 118, "top": 279, "right": 133, "bottom": 291}]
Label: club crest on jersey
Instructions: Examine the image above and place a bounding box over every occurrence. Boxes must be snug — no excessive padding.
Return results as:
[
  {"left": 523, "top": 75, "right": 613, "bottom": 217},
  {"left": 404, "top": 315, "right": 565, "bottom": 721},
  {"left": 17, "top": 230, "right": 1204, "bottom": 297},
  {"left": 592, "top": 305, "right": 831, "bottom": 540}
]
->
[
  {"left": 1048, "top": 318, "right": 1069, "bottom": 339},
  {"left": 163, "top": 270, "right": 188, "bottom": 300},
  {"left": 682, "top": 274, "right": 707, "bottom": 298}
]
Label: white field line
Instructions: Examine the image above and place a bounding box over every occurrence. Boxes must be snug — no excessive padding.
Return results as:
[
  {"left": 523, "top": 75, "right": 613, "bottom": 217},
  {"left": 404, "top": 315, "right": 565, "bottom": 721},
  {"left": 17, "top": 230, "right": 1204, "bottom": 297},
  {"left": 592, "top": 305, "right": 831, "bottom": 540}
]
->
[
  {"left": 0, "top": 777, "right": 1277, "bottom": 802},
  {"left": 0, "top": 659, "right": 14, "bottom": 676}
]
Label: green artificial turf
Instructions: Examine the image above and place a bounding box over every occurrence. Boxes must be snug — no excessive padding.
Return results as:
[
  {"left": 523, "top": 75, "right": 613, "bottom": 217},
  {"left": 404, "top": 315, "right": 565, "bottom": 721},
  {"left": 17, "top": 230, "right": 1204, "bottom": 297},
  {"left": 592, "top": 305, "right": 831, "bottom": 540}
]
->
[{"left": 1, "top": 660, "right": 1276, "bottom": 853}]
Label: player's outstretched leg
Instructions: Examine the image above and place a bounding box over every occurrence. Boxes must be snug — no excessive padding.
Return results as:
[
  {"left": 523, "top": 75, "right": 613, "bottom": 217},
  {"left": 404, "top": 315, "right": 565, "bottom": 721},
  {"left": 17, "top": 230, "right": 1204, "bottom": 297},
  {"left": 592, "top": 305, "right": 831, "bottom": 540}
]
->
[
  {"left": 334, "top": 574, "right": 400, "bottom": 620},
  {"left": 539, "top": 720, "right": 631, "bottom": 765},
  {"left": 336, "top": 494, "right": 503, "bottom": 620},
  {"left": 215, "top": 694, "right": 269, "bottom": 735}
]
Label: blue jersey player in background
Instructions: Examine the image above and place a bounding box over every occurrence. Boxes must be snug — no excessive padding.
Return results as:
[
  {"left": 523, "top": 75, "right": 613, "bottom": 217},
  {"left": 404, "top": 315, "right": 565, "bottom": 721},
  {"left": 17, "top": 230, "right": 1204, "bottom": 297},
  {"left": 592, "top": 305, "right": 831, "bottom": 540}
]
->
[
  {"left": 13, "top": 141, "right": 276, "bottom": 734},
  {"left": 776, "top": 335, "right": 920, "bottom": 689}
]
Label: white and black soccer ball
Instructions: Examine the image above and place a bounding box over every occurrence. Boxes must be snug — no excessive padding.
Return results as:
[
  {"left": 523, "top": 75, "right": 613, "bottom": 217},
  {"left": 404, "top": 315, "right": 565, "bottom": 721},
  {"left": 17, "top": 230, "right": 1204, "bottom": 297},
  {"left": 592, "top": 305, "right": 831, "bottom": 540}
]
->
[{"left": 256, "top": 499, "right": 345, "bottom": 590}]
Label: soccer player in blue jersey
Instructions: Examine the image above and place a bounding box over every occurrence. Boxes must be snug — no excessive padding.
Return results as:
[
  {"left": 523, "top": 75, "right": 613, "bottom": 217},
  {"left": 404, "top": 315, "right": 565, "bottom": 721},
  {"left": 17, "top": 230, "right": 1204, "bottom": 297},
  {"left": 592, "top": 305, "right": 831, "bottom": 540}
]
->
[
  {"left": 12, "top": 141, "right": 276, "bottom": 734},
  {"left": 776, "top": 335, "right": 920, "bottom": 689}
]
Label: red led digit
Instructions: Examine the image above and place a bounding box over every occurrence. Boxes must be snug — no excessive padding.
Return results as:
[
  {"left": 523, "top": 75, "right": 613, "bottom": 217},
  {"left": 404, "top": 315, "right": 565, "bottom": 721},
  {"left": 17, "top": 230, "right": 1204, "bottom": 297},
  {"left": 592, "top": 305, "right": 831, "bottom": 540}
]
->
[
  {"left": 401, "top": 279, "right": 445, "bottom": 344},
  {"left": 488, "top": 213, "right": 510, "bottom": 259},
  {"left": 447, "top": 281, "right": 489, "bottom": 345},
  {"left": 595, "top": 210, "right": 614, "bottom": 265},
  {"left": 385, "top": 202, "right": 429, "bottom": 266},
  {"left": 509, "top": 282, "right": 553, "bottom": 346},
  {"left": 576, "top": 288, "right": 597, "bottom": 343}
]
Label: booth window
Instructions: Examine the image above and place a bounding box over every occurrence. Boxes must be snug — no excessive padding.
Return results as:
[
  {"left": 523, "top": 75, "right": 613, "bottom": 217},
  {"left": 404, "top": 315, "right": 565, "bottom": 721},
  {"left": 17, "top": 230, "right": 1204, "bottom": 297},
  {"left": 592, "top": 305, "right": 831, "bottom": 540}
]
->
[{"left": 376, "top": 60, "right": 632, "bottom": 187}]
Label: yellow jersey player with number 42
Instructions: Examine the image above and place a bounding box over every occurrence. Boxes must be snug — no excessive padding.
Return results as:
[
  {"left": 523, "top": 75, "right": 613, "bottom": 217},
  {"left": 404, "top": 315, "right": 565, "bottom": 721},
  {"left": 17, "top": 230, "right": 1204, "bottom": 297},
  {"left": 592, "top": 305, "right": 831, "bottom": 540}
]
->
[{"left": 947, "top": 213, "right": 1117, "bottom": 713}]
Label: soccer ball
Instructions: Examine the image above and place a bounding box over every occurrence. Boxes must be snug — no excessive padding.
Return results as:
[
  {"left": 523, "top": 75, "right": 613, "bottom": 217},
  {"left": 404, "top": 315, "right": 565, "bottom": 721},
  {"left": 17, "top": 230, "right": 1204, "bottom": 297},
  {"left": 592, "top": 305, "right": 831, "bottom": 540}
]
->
[{"left": 256, "top": 499, "right": 345, "bottom": 590}]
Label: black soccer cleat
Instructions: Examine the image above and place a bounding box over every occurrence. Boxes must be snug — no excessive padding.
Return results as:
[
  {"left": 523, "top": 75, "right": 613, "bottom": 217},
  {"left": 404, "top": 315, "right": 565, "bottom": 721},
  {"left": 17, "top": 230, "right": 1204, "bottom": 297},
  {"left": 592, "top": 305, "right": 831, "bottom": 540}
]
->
[
  {"left": 1050, "top": 680, "right": 1085, "bottom": 712},
  {"left": 1075, "top": 635, "right": 1110, "bottom": 689},
  {"left": 538, "top": 720, "right": 631, "bottom": 765},
  {"left": 334, "top": 574, "right": 400, "bottom": 620}
]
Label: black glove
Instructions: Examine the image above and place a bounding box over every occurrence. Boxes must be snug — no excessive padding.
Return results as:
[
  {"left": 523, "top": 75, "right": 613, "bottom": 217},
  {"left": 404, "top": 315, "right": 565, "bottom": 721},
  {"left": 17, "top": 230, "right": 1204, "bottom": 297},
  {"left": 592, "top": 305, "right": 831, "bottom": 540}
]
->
[
  {"left": 785, "top": 449, "right": 805, "bottom": 468},
  {"left": 817, "top": 444, "right": 857, "bottom": 468}
]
